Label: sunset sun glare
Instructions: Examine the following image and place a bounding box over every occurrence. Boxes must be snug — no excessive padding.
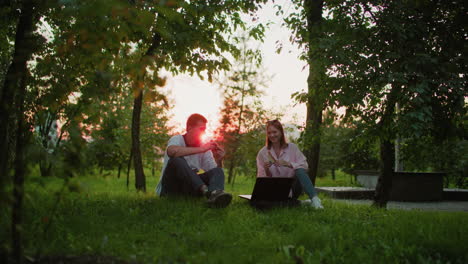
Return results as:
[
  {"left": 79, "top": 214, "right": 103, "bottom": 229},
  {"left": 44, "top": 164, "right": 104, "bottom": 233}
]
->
[{"left": 201, "top": 129, "right": 215, "bottom": 144}]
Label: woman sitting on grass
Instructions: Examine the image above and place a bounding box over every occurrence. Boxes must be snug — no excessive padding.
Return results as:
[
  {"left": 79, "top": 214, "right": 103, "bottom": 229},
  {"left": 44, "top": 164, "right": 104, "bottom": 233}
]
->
[{"left": 256, "top": 119, "right": 323, "bottom": 209}]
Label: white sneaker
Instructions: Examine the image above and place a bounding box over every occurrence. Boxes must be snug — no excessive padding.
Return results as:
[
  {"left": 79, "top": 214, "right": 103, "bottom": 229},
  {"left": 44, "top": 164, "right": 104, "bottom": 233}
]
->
[
  {"left": 300, "top": 196, "right": 324, "bottom": 209},
  {"left": 311, "top": 196, "right": 324, "bottom": 209}
]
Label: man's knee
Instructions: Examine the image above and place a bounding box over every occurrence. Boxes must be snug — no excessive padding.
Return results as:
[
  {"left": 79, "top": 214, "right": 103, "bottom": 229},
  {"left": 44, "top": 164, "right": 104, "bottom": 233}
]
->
[
  {"left": 207, "top": 167, "right": 224, "bottom": 176},
  {"left": 168, "top": 157, "right": 188, "bottom": 167}
]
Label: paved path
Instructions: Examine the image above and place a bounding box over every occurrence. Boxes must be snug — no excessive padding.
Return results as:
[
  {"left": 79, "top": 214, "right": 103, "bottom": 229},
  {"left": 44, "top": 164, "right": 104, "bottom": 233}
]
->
[{"left": 331, "top": 199, "right": 468, "bottom": 212}]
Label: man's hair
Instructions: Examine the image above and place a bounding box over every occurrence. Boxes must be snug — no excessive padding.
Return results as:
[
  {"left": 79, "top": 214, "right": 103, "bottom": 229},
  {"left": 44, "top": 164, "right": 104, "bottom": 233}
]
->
[{"left": 186, "top": 113, "right": 207, "bottom": 129}]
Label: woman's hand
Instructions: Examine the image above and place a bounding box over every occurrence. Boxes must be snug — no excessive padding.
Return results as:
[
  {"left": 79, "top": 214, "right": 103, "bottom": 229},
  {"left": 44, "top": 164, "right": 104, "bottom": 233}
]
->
[
  {"left": 278, "top": 159, "right": 292, "bottom": 168},
  {"left": 264, "top": 161, "right": 273, "bottom": 177}
]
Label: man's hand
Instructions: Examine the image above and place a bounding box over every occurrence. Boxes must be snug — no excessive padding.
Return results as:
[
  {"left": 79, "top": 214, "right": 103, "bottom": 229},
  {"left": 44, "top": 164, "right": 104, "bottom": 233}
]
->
[
  {"left": 201, "top": 141, "right": 218, "bottom": 152},
  {"left": 210, "top": 142, "right": 225, "bottom": 168},
  {"left": 212, "top": 143, "right": 225, "bottom": 159}
]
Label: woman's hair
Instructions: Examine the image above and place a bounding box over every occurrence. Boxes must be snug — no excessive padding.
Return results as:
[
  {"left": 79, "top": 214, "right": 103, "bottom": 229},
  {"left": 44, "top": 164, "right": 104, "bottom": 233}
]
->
[{"left": 266, "top": 119, "right": 287, "bottom": 149}]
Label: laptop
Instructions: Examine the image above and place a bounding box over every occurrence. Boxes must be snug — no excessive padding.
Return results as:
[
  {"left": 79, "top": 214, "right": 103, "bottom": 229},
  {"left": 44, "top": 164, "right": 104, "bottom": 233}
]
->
[{"left": 239, "top": 177, "right": 299, "bottom": 208}]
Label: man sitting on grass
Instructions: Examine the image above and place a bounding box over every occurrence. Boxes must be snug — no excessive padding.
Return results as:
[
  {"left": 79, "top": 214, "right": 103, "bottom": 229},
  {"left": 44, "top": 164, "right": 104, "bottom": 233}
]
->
[{"left": 155, "top": 113, "right": 232, "bottom": 208}]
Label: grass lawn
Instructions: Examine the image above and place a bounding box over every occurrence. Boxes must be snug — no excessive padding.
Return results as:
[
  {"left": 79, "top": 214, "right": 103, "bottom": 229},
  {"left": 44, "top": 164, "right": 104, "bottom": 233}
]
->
[{"left": 1, "top": 169, "right": 467, "bottom": 264}]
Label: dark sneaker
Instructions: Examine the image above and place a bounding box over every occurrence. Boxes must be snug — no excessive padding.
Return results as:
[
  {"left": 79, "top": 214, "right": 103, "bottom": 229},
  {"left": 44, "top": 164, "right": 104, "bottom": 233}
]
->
[{"left": 206, "top": 190, "right": 232, "bottom": 208}]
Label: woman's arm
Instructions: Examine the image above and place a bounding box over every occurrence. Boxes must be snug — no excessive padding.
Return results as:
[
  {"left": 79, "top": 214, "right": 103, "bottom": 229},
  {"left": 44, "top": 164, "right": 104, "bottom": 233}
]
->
[
  {"left": 257, "top": 149, "right": 272, "bottom": 177},
  {"left": 290, "top": 143, "right": 309, "bottom": 170}
]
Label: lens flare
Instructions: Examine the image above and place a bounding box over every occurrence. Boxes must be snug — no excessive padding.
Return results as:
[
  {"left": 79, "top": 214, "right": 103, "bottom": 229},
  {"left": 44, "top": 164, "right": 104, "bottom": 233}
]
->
[
  {"left": 200, "top": 133, "right": 208, "bottom": 144},
  {"left": 201, "top": 132, "right": 213, "bottom": 144}
]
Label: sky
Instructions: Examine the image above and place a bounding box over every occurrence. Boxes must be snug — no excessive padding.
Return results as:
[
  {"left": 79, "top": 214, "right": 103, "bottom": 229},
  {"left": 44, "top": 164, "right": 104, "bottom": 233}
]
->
[{"left": 162, "top": 1, "right": 308, "bottom": 136}]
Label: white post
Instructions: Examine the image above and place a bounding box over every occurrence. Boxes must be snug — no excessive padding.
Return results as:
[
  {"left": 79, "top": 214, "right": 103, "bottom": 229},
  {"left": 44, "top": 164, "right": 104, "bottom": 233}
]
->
[{"left": 395, "top": 102, "right": 403, "bottom": 172}]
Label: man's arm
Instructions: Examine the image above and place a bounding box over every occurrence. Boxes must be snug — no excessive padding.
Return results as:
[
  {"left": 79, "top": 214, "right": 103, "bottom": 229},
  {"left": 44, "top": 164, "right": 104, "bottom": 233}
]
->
[{"left": 167, "top": 142, "right": 217, "bottom": 158}]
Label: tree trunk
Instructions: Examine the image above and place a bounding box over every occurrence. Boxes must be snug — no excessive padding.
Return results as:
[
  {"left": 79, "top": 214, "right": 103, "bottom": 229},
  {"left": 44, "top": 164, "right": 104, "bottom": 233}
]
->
[
  {"left": 0, "top": 0, "right": 33, "bottom": 196},
  {"left": 231, "top": 169, "right": 237, "bottom": 187},
  {"left": 126, "top": 151, "right": 132, "bottom": 189},
  {"left": 227, "top": 160, "right": 235, "bottom": 184},
  {"left": 374, "top": 139, "right": 394, "bottom": 208},
  {"left": 373, "top": 84, "right": 400, "bottom": 208},
  {"left": 132, "top": 89, "right": 146, "bottom": 192},
  {"left": 1, "top": 2, "right": 35, "bottom": 263},
  {"left": 394, "top": 103, "right": 404, "bottom": 172},
  {"left": 331, "top": 168, "right": 335, "bottom": 180},
  {"left": 128, "top": 31, "right": 162, "bottom": 192},
  {"left": 304, "top": 107, "right": 322, "bottom": 186},
  {"left": 39, "top": 161, "right": 52, "bottom": 177},
  {"left": 12, "top": 76, "right": 28, "bottom": 264},
  {"left": 117, "top": 163, "right": 122, "bottom": 179},
  {"left": 304, "top": 0, "right": 325, "bottom": 186},
  {"left": 229, "top": 79, "right": 245, "bottom": 186}
]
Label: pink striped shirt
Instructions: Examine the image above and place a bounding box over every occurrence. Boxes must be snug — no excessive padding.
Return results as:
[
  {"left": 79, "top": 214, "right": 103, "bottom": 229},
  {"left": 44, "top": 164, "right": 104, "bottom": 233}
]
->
[{"left": 256, "top": 143, "right": 308, "bottom": 178}]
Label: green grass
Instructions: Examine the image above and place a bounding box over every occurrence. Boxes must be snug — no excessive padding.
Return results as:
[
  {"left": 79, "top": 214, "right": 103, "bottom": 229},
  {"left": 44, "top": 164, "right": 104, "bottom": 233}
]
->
[
  {"left": 315, "top": 170, "right": 362, "bottom": 187},
  {"left": 1, "top": 169, "right": 467, "bottom": 264}
]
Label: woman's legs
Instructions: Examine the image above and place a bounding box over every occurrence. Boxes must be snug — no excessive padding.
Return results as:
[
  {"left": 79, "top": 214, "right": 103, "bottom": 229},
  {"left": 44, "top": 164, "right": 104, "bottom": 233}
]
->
[
  {"left": 294, "top": 168, "right": 324, "bottom": 209},
  {"left": 294, "top": 168, "right": 317, "bottom": 199}
]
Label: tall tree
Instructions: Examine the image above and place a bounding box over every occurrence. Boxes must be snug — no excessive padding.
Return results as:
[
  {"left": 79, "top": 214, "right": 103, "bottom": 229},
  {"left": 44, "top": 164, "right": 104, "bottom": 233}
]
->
[
  {"left": 214, "top": 33, "right": 269, "bottom": 183},
  {"left": 27, "top": 0, "right": 168, "bottom": 189},
  {"left": 29, "top": 0, "right": 152, "bottom": 175},
  {"left": 303, "top": 0, "right": 326, "bottom": 186},
  {"left": 281, "top": 0, "right": 465, "bottom": 206},
  {"left": 0, "top": 0, "right": 167, "bottom": 260},
  {"left": 88, "top": 78, "right": 171, "bottom": 179},
  {"left": 0, "top": 1, "right": 43, "bottom": 262},
  {"left": 323, "top": 0, "right": 466, "bottom": 207},
  {"left": 279, "top": 0, "right": 327, "bottom": 185}
]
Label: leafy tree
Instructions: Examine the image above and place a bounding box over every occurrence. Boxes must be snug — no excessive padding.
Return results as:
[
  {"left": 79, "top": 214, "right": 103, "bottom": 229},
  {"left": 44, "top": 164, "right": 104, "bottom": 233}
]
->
[
  {"left": 213, "top": 33, "right": 270, "bottom": 183},
  {"left": 318, "top": 111, "right": 347, "bottom": 179},
  {"left": 279, "top": 0, "right": 327, "bottom": 185},
  {"left": 1, "top": 10, "right": 272, "bottom": 260},
  {"left": 322, "top": 0, "right": 466, "bottom": 207},
  {"left": 279, "top": 0, "right": 465, "bottom": 207},
  {"left": 32, "top": 112, "right": 60, "bottom": 177},
  {"left": 25, "top": 0, "right": 157, "bottom": 181},
  {"left": 0, "top": 1, "right": 47, "bottom": 262},
  {"left": 29, "top": 0, "right": 269, "bottom": 193},
  {"left": 87, "top": 84, "right": 171, "bottom": 179},
  {"left": 314, "top": 110, "right": 380, "bottom": 181},
  {"left": 339, "top": 126, "right": 380, "bottom": 177},
  {"left": 122, "top": 0, "right": 269, "bottom": 191},
  {"left": 0, "top": 2, "right": 17, "bottom": 90},
  {"left": 400, "top": 135, "right": 467, "bottom": 188}
]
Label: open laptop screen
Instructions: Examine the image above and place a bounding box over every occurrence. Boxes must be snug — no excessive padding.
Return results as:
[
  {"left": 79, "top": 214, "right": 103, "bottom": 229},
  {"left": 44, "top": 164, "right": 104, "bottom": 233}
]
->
[{"left": 251, "top": 177, "right": 294, "bottom": 201}]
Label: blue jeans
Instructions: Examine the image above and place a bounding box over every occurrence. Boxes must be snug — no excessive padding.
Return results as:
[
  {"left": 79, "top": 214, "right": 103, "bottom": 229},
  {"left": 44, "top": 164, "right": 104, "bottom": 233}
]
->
[
  {"left": 291, "top": 168, "right": 317, "bottom": 199},
  {"left": 160, "top": 157, "right": 225, "bottom": 197}
]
